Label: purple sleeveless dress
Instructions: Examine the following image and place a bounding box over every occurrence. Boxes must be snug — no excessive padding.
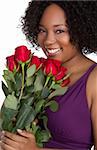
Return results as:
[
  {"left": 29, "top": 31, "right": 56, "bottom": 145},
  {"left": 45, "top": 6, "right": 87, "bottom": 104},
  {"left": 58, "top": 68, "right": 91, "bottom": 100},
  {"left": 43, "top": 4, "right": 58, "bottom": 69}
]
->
[{"left": 44, "top": 63, "right": 97, "bottom": 150}]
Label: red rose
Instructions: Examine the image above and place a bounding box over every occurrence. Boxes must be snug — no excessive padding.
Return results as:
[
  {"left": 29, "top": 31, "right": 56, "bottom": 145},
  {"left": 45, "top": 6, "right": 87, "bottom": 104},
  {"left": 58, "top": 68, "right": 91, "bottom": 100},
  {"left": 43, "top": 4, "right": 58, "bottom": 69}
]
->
[
  {"left": 15, "top": 45, "right": 31, "bottom": 63},
  {"left": 61, "top": 78, "right": 70, "bottom": 87},
  {"left": 51, "top": 59, "right": 61, "bottom": 68},
  {"left": 6, "top": 55, "right": 18, "bottom": 72},
  {"left": 43, "top": 59, "right": 58, "bottom": 76},
  {"left": 55, "top": 66, "right": 67, "bottom": 81},
  {"left": 30, "top": 56, "right": 42, "bottom": 69},
  {"left": 40, "top": 57, "right": 46, "bottom": 64}
]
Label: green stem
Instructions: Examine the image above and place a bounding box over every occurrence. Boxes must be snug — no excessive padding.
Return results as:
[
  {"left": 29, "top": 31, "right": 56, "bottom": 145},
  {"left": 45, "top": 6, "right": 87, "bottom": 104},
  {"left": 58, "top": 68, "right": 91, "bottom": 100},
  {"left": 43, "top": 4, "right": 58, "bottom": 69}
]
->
[
  {"left": 18, "top": 63, "right": 25, "bottom": 102},
  {"left": 49, "top": 81, "right": 55, "bottom": 90},
  {"left": 44, "top": 76, "right": 50, "bottom": 87}
]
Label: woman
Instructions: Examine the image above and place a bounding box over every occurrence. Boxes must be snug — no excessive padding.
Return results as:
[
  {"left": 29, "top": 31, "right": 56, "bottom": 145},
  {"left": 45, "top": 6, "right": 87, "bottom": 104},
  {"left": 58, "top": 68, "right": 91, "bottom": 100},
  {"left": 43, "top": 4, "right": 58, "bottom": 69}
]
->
[{"left": 0, "top": 1, "right": 97, "bottom": 150}]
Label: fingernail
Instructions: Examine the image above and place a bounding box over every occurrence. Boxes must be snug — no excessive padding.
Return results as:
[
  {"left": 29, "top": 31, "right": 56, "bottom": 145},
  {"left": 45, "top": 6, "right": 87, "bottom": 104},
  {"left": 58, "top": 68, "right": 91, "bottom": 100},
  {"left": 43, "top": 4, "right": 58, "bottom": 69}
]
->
[
  {"left": 1, "top": 131, "right": 5, "bottom": 134},
  {"left": 0, "top": 131, "right": 5, "bottom": 141},
  {"left": 17, "top": 129, "right": 22, "bottom": 133}
]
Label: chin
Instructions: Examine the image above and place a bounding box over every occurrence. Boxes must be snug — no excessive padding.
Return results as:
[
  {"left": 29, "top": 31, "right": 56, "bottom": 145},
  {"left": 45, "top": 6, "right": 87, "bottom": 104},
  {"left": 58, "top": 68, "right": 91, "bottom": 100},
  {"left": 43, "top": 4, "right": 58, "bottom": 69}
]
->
[{"left": 48, "top": 56, "right": 62, "bottom": 61}]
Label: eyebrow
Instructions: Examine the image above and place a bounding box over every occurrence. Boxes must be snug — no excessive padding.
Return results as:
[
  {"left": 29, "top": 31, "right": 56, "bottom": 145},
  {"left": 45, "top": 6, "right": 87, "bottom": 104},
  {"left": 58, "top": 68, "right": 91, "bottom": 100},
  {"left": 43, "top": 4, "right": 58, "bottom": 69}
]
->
[{"left": 39, "top": 24, "right": 68, "bottom": 28}]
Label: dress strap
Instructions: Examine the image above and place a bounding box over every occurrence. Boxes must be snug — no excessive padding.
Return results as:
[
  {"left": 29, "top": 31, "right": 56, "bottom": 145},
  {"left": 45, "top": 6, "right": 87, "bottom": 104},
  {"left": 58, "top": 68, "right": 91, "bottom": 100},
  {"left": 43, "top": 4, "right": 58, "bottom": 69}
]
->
[
  {"left": 84, "top": 63, "right": 97, "bottom": 85},
  {"left": 85, "top": 63, "right": 97, "bottom": 78}
]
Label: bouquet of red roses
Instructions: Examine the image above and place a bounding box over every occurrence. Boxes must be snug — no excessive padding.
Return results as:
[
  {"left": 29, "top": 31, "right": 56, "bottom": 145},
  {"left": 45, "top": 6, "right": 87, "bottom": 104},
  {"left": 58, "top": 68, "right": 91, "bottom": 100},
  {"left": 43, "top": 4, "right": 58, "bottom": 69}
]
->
[{"left": 0, "top": 45, "right": 70, "bottom": 147}]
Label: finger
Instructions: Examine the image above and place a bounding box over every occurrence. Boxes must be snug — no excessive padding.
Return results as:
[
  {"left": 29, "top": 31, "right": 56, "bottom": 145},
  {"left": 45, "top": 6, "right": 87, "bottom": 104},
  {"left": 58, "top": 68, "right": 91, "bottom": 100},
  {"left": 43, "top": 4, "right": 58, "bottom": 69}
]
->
[
  {"left": 2, "top": 136, "right": 18, "bottom": 149},
  {"left": 1, "top": 141, "right": 14, "bottom": 150},
  {"left": 17, "top": 129, "right": 35, "bottom": 139},
  {"left": 0, "top": 131, "right": 5, "bottom": 141},
  {"left": 0, "top": 140, "right": 2, "bottom": 148},
  {"left": 4, "top": 131, "right": 26, "bottom": 143}
]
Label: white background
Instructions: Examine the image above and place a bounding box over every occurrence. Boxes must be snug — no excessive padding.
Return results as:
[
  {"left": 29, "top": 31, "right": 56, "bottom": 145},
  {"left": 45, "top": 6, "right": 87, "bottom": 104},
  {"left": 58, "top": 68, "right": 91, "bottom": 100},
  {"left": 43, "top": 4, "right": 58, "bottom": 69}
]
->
[{"left": 0, "top": 1, "right": 96, "bottom": 149}]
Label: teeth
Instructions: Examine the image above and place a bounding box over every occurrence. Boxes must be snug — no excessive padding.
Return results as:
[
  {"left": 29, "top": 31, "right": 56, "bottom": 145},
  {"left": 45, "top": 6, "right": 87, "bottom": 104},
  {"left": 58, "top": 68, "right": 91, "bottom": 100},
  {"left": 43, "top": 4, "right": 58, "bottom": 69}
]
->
[{"left": 47, "top": 48, "right": 61, "bottom": 54}]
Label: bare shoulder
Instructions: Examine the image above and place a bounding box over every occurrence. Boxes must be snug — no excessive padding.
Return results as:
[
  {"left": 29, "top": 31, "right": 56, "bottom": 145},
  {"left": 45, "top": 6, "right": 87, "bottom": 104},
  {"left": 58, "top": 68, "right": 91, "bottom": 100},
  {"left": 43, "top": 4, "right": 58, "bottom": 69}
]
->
[
  {"left": 87, "top": 65, "right": 97, "bottom": 148},
  {"left": 86, "top": 65, "right": 97, "bottom": 102}
]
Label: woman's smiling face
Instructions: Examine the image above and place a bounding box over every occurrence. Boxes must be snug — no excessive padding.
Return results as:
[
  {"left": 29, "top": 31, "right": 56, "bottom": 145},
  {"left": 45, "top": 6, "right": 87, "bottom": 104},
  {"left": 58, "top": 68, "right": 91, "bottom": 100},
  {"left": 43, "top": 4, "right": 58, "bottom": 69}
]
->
[{"left": 37, "top": 3, "right": 79, "bottom": 63}]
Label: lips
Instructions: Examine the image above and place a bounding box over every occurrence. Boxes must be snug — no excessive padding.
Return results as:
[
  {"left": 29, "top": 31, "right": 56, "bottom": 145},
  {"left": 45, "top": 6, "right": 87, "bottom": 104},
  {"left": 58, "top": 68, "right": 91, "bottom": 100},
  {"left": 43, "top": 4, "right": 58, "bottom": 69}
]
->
[{"left": 46, "top": 48, "right": 62, "bottom": 56}]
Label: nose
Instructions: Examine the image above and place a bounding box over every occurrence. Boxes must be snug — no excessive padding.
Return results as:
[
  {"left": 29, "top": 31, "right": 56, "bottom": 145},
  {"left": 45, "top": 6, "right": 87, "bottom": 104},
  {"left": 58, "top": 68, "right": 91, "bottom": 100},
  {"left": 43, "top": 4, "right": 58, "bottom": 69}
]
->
[{"left": 44, "top": 31, "right": 56, "bottom": 46}]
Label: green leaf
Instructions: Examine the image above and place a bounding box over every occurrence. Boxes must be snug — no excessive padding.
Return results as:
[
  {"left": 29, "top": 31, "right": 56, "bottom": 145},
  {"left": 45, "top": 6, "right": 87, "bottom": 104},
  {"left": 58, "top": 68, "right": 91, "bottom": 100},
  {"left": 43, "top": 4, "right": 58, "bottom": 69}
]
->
[
  {"left": 34, "top": 69, "right": 45, "bottom": 92},
  {"left": 2, "top": 78, "right": 13, "bottom": 93},
  {"left": 51, "top": 84, "right": 62, "bottom": 89},
  {"left": 21, "top": 94, "right": 32, "bottom": 100},
  {"left": 21, "top": 97, "right": 34, "bottom": 106},
  {"left": 25, "top": 124, "right": 32, "bottom": 133},
  {"left": 37, "top": 69, "right": 45, "bottom": 80},
  {"left": 1, "top": 107, "right": 17, "bottom": 131},
  {"left": 26, "top": 76, "right": 34, "bottom": 86},
  {"left": 27, "top": 64, "right": 36, "bottom": 78},
  {"left": 34, "top": 77, "right": 43, "bottom": 92},
  {"left": 42, "top": 115, "right": 49, "bottom": 131},
  {"left": 4, "top": 93, "right": 18, "bottom": 110},
  {"left": 14, "top": 73, "right": 22, "bottom": 91},
  {"left": 35, "top": 99, "right": 45, "bottom": 114},
  {"left": 24, "top": 85, "right": 34, "bottom": 94},
  {"left": 16, "top": 90, "right": 21, "bottom": 97},
  {"left": 46, "top": 100, "right": 59, "bottom": 112},
  {"left": 41, "top": 87, "right": 50, "bottom": 99},
  {"left": 40, "top": 130, "right": 51, "bottom": 142},
  {"left": 3, "top": 70, "right": 15, "bottom": 83},
  {"left": 48, "top": 86, "right": 68, "bottom": 99},
  {"left": 36, "top": 129, "right": 51, "bottom": 144},
  {"left": 2, "top": 81, "right": 9, "bottom": 96},
  {"left": 37, "top": 142, "right": 43, "bottom": 148},
  {"left": 3, "top": 72, "right": 19, "bottom": 92},
  {"left": 0, "top": 116, "right": 3, "bottom": 130},
  {"left": 12, "top": 104, "right": 36, "bottom": 132},
  {"left": 31, "top": 122, "right": 39, "bottom": 134},
  {"left": 1, "top": 107, "right": 17, "bottom": 121}
]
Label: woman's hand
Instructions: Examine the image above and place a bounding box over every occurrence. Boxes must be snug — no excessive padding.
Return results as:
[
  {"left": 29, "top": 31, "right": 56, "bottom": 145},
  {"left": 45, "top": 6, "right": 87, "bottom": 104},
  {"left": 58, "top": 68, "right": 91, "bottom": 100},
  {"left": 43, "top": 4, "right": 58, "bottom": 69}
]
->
[{"left": 0, "top": 129, "right": 39, "bottom": 150}]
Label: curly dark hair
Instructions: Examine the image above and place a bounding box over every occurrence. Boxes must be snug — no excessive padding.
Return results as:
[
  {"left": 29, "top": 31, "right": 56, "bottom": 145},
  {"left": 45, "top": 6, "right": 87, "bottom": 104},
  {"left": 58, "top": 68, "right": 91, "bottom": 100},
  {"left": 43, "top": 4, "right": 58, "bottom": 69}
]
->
[{"left": 21, "top": 0, "right": 97, "bottom": 54}]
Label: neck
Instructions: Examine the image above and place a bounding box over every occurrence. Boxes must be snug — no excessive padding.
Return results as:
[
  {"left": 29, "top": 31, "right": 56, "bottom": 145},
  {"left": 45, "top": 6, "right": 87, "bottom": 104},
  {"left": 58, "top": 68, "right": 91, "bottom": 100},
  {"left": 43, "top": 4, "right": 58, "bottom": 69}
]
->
[{"left": 63, "top": 53, "right": 87, "bottom": 73}]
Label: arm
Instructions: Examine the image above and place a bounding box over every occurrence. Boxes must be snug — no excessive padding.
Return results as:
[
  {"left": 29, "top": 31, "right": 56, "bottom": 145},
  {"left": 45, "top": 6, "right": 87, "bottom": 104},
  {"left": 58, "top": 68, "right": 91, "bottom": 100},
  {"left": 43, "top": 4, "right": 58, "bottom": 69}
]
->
[{"left": 89, "top": 67, "right": 97, "bottom": 149}]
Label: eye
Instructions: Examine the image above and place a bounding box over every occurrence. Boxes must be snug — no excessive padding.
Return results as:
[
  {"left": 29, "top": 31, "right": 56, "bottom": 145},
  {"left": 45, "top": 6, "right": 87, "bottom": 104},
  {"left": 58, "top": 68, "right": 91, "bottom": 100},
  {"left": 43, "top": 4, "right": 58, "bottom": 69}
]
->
[
  {"left": 38, "top": 28, "right": 46, "bottom": 33},
  {"left": 55, "top": 29, "right": 65, "bottom": 34},
  {"left": 55, "top": 29, "right": 68, "bottom": 34}
]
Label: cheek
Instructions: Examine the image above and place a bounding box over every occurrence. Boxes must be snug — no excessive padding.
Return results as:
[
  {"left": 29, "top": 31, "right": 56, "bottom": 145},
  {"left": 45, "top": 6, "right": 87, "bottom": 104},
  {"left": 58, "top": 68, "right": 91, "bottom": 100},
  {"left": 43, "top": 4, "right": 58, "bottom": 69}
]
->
[
  {"left": 56, "top": 33, "right": 70, "bottom": 47},
  {"left": 58, "top": 34, "right": 70, "bottom": 46},
  {"left": 37, "top": 35, "right": 46, "bottom": 52},
  {"left": 37, "top": 34, "right": 45, "bottom": 46}
]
